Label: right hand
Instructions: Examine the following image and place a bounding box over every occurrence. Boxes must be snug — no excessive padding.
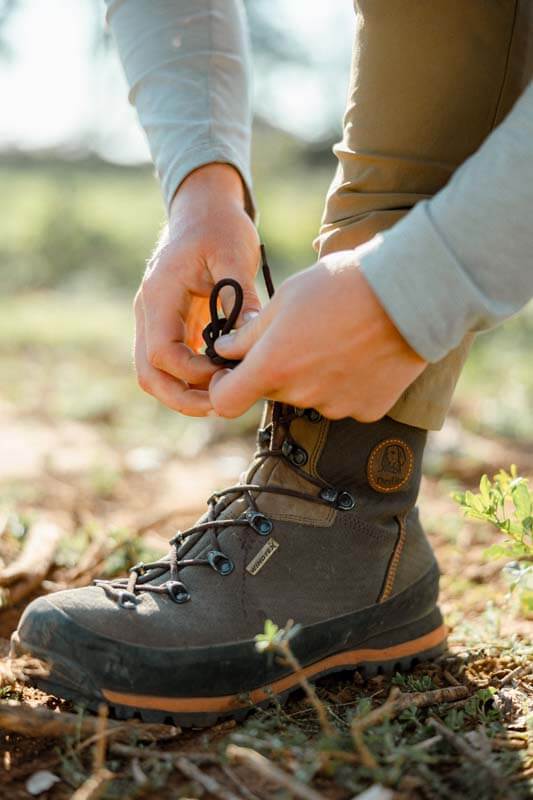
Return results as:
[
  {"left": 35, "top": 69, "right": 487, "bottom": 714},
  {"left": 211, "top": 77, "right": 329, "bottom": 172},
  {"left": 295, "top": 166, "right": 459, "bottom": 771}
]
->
[{"left": 134, "top": 163, "right": 261, "bottom": 416}]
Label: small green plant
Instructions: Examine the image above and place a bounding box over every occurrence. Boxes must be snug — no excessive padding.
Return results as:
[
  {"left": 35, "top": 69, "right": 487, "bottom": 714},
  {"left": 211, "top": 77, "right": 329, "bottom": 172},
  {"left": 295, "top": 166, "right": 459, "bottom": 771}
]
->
[
  {"left": 453, "top": 466, "right": 533, "bottom": 615},
  {"left": 255, "top": 620, "right": 335, "bottom": 736}
]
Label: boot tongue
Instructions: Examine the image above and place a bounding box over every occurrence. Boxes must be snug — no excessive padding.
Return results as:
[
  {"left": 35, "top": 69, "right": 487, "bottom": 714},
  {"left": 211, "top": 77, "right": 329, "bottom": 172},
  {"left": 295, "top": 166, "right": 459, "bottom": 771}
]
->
[{"left": 176, "top": 403, "right": 330, "bottom": 563}]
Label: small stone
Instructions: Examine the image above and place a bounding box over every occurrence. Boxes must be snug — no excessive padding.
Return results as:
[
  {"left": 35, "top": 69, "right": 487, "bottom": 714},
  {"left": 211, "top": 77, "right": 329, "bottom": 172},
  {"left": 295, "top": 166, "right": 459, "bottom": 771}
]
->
[{"left": 26, "top": 770, "right": 61, "bottom": 795}]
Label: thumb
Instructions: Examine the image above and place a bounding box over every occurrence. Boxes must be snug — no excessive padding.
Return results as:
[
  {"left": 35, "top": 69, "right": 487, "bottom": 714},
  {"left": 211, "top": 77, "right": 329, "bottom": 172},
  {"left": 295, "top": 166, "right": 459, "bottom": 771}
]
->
[{"left": 214, "top": 304, "right": 272, "bottom": 361}]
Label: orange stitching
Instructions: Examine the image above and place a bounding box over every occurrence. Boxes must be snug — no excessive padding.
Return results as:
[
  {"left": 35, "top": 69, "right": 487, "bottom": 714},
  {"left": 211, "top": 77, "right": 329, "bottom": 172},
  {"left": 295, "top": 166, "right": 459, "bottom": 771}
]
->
[
  {"left": 378, "top": 515, "right": 407, "bottom": 602},
  {"left": 367, "top": 438, "right": 414, "bottom": 493}
]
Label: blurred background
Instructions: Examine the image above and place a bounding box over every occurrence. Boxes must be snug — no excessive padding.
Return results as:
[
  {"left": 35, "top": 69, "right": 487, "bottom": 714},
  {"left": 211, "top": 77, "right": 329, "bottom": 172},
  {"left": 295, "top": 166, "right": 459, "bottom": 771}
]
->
[{"left": 0, "top": 0, "right": 532, "bottom": 496}]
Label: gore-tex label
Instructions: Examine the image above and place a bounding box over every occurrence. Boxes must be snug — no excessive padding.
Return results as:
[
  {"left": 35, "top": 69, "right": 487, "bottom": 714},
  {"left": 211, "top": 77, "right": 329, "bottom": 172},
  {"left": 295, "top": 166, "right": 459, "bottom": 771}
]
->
[{"left": 246, "top": 537, "right": 279, "bottom": 575}]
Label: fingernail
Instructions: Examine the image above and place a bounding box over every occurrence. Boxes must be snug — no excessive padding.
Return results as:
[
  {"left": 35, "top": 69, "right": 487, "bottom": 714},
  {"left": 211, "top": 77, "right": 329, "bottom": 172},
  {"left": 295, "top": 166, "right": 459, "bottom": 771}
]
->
[
  {"left": 207, "top": 410, "right": 219, "bottom": 417},
  {"left": 243, "top": 310, "right": 259, "bottom": 323},
  {"left": 215, "top": 334, "right": 232, "bottom": 350}
]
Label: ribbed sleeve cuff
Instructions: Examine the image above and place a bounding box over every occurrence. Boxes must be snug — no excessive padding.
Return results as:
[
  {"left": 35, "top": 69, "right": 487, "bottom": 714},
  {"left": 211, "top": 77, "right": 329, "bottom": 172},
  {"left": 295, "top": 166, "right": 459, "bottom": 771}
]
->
[{"left": 358, "top": 202, "right": 491, "bottom": 363}]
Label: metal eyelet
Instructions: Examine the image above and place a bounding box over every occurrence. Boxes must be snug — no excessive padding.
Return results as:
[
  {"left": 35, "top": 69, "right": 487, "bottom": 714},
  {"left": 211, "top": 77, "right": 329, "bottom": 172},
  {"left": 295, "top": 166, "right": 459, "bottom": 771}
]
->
[
  {"left": 118, "top": 590, "right": 140, "bottom": 609},
  {"left": 281, "top": 439, "right": 308, "bottom": 467},
  {"left": 258, "top": 427, "right": 271, "bottom": 446},
  {"left": 293, "top": 407, "right": 306, "bottom": 417},
  {"left": 246, "top": 511, "right": 273, "bottom": 536},
  {"left": 207, "top": 550, "right": 235, "bottom": 576},
  {"left": 281, "top": 439, "right": 293, "bottom": 458},
  {"left": 166, "top": 581, "right": 191, "bottom": 604},
  {"left": 336, "top": 491, "right": 356, "bottom": 511},
  {"left": 319, "top": 487, "right": 338, "bottom": 504},
  {"left": 290, "top": 447, "right": 308, "bottom": 467},
  {"left": 306, "top": 409, "right": 322, "bottom": 423}
]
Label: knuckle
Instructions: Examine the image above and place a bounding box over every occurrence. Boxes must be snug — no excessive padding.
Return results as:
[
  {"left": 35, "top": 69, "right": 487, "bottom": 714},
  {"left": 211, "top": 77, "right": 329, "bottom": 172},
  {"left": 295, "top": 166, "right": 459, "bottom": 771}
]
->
[
  {"left": 136, "top": 371, "right": 153, "bottom": 395},
  {"left": 147, "top": 346, "right": 166, "bottom": 369},
  {"left": 211, "top": 398, "right": 236, "bottom": 419},
  {"left": 354, "top": 407, "right": 381, "bottom": 423},
  {"left": 267, "top": 360, "right": 290, "bottom": 387},
  {"left": 319, "top": 405, "right": 344, "bottom": 421}
]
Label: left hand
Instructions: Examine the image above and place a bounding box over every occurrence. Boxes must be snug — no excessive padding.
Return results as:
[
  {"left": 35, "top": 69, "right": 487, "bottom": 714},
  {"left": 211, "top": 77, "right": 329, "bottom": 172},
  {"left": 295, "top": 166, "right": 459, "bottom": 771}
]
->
[{"left": 209, "top": 250, "right": 427, "bottom": 421}]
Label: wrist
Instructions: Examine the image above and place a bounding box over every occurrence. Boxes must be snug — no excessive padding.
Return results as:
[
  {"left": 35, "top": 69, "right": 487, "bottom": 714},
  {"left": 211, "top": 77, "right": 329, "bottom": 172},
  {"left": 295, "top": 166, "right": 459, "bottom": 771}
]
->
[{"left": 171, "top": 163, "right": 245, "bottom": 213}]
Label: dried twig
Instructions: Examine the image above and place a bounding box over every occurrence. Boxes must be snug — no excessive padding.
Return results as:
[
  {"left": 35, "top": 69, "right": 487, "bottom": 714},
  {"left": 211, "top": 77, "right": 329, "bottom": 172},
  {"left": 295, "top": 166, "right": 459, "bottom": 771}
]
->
[
  {"left": 443, "top": 669, "right": 462, "bottom": 687},
  {"left": 220, "top": 763, "right": 263, "bottom": 800},
  {"left": 109, "top": 743, "right": 215, "bottom": 762},
  {"left": 227, "top": 745, "right": 326, "bottom": 800},
  {"left": 261, "top": 621, "right": 334, "bottom": 737},
  {"left": 351, "top": 687, "right": 401, "bottom": 768},
  {"left": 0, "top": 701, "right": 178, "bottom": 741},
  {"left": 70, "top": 768, "right": 114, "bottom": 800},
  {"left": 175, "top": 756, "right": 241, "bottom": 800},
  {"left": 350, "top": 685, "right": 470, "bottom": 769},
  {"left": 92, "top": 704, "right": 108, "bottom": 772},
  {"left": 497, "top": 662, "right": 532, "bottom": 687},
  {"left": 0, "top": 654, "right": 48, "bottom": 688},
  {"left": 429, "top": 717, "right": 511, "bottom": 795},
  {"left": 0, "top": 520, "right": 62, "bottom": 606}
]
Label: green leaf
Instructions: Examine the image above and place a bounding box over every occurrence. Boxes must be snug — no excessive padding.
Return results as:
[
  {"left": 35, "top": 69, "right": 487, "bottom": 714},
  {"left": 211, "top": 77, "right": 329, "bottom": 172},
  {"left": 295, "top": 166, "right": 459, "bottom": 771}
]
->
[
  {"left": 484, "top": 544, "right": 508, "bottom": 560},
  {"left": 479, "top": 474, "right": 491, "bottom": 503},
  {"left": 512, "top": 482, "right": 532, "bottom": 520}
]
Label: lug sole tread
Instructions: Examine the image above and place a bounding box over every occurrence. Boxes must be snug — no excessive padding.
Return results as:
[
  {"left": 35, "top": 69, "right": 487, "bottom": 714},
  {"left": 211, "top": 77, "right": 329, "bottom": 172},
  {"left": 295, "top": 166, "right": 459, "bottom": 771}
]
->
[{"left": 30, "top": 640, "right": 446, "bottom": 728}]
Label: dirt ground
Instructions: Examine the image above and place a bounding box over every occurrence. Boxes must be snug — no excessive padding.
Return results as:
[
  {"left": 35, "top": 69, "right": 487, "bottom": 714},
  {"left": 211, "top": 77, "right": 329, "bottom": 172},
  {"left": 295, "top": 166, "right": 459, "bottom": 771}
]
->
[{"left": 0, "top": 397, "right": 531, "bottom": 800}]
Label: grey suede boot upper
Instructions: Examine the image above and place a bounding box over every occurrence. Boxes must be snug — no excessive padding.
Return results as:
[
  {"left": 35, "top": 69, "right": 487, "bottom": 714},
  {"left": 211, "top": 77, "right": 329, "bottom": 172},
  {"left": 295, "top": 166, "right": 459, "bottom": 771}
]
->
[{"left": 18, "top": 405, "right": 437, "bottom": 650}]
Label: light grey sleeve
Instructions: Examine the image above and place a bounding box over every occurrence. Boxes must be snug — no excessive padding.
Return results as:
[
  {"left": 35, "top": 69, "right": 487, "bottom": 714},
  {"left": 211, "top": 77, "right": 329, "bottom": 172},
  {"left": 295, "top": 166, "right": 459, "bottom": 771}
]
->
[
  {"left": 359, "top": 82, "right": 533, "bottom": 363},
  {"left": 104, "top": 0, "right": 253, "bottom": 214}
]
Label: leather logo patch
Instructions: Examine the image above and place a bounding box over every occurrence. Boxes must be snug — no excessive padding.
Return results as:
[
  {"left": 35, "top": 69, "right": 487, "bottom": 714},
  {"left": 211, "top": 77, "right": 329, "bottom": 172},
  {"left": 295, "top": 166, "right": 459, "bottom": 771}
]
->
[
  {"left": 246, "top": 537, "right": 279, "bottom": 575},
  {"left": 367, "top": 439, "right": 414, "bottom": 493}
]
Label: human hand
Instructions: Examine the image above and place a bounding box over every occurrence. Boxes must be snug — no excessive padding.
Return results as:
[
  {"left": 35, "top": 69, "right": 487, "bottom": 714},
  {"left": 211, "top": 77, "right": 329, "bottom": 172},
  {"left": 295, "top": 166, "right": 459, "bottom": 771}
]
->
[
  {"left": 209, "top": 249, "right": 427, "bottom": 421},
  {"left": 134, "top": 163, "right": 260, "bottom": 415}
]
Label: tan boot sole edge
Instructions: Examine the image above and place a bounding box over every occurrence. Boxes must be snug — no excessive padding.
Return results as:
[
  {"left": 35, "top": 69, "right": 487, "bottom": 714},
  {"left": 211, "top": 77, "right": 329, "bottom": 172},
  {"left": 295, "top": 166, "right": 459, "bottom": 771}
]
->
[{"left": 102, "top": 623, "right": 448, "bottom": 714}]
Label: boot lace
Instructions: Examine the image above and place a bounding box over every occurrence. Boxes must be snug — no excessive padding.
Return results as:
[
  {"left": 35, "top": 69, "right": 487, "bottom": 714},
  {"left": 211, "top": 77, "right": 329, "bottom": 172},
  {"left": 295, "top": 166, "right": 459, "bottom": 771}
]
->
[{"left": 94, "top": 247, "right": 355, "bottom": 609}]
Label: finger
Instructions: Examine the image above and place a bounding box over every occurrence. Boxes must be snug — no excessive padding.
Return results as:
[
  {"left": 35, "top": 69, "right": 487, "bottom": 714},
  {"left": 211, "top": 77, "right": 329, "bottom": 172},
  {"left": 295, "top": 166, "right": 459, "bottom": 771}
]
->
[
  {"left": 208, "top": 344, "right": 274, "bottom": 418},
  {"left": 214, "top": 303, "right": 274, "bottom": 361},
  {"left": 184, "top": 295, "right": 211, "bottom": 351},
  {"left": 147, "top": 340, "right": 218, "bottom": 385},
  {"left": 135, "top": 306, "right": 213, "bottom": 416},
  {"left": 142, "top": 367, "right": 213, "bottom": 416},
  {"left": 141, "top": 286, "right": 218, "bottom": 384}
]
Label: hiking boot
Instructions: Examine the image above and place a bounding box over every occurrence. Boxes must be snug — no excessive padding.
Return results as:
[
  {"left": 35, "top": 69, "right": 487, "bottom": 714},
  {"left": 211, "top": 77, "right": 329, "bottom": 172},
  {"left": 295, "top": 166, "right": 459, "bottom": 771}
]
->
[{"left": 13, "top": 404, "right": 446, "bottom": 726}]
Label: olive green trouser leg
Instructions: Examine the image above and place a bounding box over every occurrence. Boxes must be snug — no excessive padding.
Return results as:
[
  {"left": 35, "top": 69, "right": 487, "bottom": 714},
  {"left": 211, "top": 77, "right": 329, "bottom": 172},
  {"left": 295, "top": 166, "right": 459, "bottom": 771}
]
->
[{"left": 315, "top": 0, "right": 532, "bottom": 430}]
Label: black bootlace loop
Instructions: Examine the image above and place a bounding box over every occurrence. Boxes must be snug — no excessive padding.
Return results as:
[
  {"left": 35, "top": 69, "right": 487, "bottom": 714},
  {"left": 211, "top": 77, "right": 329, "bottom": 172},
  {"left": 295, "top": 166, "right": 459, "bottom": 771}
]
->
[
  {"left": 202, "top": 278, "right": 243, "bottom": 367},
  {"left": 201, "top": 244, "right": 275, "bottom": 369}
]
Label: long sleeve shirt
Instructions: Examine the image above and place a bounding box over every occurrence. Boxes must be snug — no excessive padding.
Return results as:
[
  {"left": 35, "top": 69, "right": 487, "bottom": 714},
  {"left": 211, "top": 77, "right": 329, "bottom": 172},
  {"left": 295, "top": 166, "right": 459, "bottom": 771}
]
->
[{"left": 104, "top": 0, "right": 533, "bottom": 364}]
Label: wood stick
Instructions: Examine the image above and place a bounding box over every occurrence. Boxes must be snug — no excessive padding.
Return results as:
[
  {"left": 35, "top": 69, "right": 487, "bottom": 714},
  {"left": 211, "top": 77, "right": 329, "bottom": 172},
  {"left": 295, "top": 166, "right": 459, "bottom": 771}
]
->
[
  {"left": 220, "top": 763, "right": 263, "bottom": 800},
  {"left": 175, "top": 756, "right": 241, "bottom": 800},
  {"left": 350, "top": 685, "right": 470, "bottom": 769},
  {"left": 92, "top": 704, "right": 108, "bottom": 772},
  {"left": 227, "top": 745, "right": 326, "bottom": 800},
  {"left": 0, "top": 701, "right": 178, "bottom": 741},
  {"left": 109, "top": 743, "right": 215, "bottom": 762},
  {"left": 498, "top": 662, "right": 532, "bottom": 687},
  {"left": 0, "top": 520, "right": 62, "bottom": 605},
  {"left": 70, "top": 768, "right": 114, "bottom": 800},
  {"left": 429, "top": 717, "right": 511, "bottom": 795}
]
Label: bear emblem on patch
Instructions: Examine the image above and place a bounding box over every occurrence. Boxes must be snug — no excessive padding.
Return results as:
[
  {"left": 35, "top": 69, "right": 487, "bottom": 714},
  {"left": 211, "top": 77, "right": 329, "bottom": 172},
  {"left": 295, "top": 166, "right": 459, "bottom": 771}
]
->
[{"left": 367, "top": 438, "right": 414, "bottom": 493}]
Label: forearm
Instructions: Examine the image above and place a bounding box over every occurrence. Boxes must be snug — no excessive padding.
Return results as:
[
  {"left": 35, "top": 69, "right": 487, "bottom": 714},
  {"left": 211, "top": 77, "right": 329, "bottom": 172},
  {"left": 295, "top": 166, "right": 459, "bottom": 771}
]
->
[
  {"left": 104, "top": 0, "right": 253, "bottom": 215},
  {"left": 359, "top": 82, "right": 533, "bottom": 363}
]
